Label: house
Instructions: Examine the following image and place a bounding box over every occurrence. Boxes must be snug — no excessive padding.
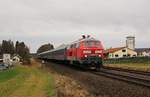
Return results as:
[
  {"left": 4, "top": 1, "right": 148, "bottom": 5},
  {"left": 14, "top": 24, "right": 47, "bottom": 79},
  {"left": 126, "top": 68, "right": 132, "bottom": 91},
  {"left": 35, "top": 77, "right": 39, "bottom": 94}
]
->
[
  {"left": 12, "top": 54, "right": 21, "bottom": 63},
  {"left": 104, "top": 47, "right": 137, "bottom": 59},
  {"left": 135, "top": 48, "right": 150, "bottom": 57}
]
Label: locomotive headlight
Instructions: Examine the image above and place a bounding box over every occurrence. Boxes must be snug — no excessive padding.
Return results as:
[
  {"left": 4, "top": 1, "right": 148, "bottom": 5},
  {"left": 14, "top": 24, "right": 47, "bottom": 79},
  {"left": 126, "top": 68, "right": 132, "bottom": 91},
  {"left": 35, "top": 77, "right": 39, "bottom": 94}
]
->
[
  {"left": 98, "top": 55, "right": 101, "bottom": 57},
  {"left": 84, "top": 55, "right": 88, "bottom": 57},
  {"left": 83, "top": 50, "right": 91, "bottom": 54},
  {"left": 95, "top": 50, "right": 102, "bottom": 54}
]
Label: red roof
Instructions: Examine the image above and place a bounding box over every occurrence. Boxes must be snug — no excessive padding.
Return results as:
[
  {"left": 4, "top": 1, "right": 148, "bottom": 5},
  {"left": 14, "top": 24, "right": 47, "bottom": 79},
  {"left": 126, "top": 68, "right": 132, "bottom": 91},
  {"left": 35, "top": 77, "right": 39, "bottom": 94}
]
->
[{"left": 104, "top": 47, "right": 125, "bottom": 53}]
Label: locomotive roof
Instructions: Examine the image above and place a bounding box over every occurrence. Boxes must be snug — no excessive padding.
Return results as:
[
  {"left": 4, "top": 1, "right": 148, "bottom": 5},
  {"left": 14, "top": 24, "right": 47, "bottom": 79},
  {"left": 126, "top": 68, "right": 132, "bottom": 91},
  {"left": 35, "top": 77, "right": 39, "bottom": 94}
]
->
[
  {"left": 71, "top": 37, "right": 100, "bottom": 44},
  {"left": 38, "top": 44, "right": 68, "bottom": 55},
  {"left": 80, "top": 37, "right": 99, "bottom": 41}
]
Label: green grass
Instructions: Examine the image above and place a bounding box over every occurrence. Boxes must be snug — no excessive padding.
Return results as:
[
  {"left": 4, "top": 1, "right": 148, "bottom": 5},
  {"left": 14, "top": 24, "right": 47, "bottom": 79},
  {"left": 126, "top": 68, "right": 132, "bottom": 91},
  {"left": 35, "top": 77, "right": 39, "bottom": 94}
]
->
[
  {"left": 0, "top": 66, "right": 29, "bottom": 97},
  {"left": 46, "top": 74, "right": 55, "bottom": 97},
  {"left": 0, "top": 65, "right": 55, "bottom": 97},
  {"left": 0, "top": 68, "right": 19, "bottom": 83}
]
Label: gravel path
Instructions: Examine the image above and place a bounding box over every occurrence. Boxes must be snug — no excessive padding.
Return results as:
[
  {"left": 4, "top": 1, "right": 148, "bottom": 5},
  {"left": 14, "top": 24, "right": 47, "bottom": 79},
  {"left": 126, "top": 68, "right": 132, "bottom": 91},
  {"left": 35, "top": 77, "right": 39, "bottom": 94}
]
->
[{"left": 44, "top": 61, "right": 150, "bottom": 97}]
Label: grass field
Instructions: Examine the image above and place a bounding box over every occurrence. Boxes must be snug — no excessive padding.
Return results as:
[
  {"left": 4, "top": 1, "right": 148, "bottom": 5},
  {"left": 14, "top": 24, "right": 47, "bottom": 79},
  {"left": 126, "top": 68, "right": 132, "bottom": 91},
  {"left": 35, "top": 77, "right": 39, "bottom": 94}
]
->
[
  {"left": 0, "top": 61, "right": 55, "bottom": 97},
  {"left": 104, "top": 63, "right": 150, "bottom": 72}
]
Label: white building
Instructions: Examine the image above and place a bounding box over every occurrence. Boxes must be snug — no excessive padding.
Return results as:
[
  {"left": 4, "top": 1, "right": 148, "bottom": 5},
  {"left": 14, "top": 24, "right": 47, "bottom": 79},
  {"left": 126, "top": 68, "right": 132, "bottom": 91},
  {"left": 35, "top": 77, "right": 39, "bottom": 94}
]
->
[
  {"left": 104, "top": 47, "right": 137, "bottom": 59},
  {"left": 13, "top": 56, "right": 20, "bottom": 62},
  {"left": 3, "top": 54, "right": 11, "bottom": 64}
]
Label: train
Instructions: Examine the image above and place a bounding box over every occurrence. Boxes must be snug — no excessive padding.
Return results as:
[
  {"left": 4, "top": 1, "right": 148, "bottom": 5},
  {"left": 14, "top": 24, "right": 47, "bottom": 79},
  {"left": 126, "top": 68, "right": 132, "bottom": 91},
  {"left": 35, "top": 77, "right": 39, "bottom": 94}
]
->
[{"left": 38, "top": 35, "right": 104, "bottom": 70}]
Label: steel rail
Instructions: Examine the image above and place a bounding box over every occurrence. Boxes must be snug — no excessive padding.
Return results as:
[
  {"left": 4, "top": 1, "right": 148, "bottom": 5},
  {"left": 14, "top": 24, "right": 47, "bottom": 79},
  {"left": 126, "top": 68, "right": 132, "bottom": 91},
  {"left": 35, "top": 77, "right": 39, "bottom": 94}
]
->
[
  {"left": 91, "top": 69, "right": 150, "bottom": 88},
  {"left": 103, "top": 66, "right": 150, "bottom": 76}
]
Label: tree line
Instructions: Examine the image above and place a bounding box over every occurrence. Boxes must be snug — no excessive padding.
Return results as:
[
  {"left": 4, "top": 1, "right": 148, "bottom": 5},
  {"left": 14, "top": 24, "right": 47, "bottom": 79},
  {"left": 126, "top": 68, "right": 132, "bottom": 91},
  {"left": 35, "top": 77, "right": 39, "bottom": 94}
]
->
[
  {"left": 37, "top": 43, "right": 54, "bottom": 54},
  {"left": 0, "top": 40, "right": 30, "bottom": 64}
]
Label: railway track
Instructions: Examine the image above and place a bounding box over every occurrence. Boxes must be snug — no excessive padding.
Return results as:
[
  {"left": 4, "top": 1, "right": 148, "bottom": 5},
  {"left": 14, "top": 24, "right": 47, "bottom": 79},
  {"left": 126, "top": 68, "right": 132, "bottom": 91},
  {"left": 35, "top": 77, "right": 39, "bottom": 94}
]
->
[
  {"left": 103, "top": 66, "right": 150, "bottom": 76},
  {"left": 91, "top": 67, "right": 150, "bottom": 88}
]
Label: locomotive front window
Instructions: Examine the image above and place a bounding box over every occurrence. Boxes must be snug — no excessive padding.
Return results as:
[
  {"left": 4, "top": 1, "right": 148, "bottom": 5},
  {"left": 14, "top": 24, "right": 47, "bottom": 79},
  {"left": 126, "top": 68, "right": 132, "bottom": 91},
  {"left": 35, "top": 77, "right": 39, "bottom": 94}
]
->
[{"left": 84, "top": 41, "right": 101, "bottom": 47}]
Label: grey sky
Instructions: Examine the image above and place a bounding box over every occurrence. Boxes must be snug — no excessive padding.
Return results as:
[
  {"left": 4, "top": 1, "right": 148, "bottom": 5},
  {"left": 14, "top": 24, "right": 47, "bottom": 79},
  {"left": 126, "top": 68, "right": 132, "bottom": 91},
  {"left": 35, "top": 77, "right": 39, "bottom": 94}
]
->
[{"left": 0, "top": 0, "right": 150, "bottom": 52}]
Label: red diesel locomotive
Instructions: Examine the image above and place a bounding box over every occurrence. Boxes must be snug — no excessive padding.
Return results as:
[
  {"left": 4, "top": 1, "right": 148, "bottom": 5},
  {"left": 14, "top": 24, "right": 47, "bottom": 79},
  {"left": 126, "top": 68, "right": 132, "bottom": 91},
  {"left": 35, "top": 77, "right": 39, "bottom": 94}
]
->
[{"left": 38, "top": 35, "right": 104, "bottom": 70}]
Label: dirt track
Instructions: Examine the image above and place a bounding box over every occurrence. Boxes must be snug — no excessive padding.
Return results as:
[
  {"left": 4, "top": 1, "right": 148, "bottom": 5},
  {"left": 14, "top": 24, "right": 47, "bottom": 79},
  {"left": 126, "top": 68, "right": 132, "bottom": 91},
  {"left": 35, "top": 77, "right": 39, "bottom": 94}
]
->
[{"left": 42, "top": 61, "right": 150, "bottom": 97}]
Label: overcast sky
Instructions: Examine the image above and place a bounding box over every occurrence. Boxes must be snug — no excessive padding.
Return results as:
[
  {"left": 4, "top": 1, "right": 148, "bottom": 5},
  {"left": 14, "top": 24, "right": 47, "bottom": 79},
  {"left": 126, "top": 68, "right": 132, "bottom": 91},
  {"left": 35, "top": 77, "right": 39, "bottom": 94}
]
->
[{"left": 0, "top": 0, "right": 150, "bottom": 53}]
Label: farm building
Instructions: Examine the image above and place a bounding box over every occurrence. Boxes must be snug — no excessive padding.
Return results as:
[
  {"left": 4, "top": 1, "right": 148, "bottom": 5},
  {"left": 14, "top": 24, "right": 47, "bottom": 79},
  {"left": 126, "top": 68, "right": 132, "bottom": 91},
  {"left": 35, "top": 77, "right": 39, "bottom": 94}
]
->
[{"left": 104, "top": 47, "right": 137, "bottom": 59}]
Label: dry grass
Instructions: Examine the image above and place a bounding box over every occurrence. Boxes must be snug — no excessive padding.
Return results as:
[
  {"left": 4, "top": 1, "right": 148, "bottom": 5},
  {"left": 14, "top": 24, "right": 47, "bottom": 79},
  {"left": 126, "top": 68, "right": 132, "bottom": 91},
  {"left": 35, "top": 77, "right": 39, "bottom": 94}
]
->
[
  {"left": 104, "top": 63, "right": 150, "bottom": 72},
  {"left": 54, "top": 74, "right": 91, "bottom": 97}
]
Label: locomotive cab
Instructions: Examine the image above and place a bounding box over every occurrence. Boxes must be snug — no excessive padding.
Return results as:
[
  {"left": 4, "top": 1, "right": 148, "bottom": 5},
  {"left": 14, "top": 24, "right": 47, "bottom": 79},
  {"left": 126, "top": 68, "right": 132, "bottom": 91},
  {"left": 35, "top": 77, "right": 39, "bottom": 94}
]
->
[
  {"left": 81, "top": 40, "right": 103, "bottom": 58},
  {"left": 79, "top": 39, "right": 104, "bottom": 70}
]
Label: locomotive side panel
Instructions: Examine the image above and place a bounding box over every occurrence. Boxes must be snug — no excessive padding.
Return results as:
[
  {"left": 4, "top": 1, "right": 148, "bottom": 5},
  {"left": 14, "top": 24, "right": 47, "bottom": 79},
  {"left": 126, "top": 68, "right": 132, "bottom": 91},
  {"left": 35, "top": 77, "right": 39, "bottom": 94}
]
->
[{"left": 66, "top": 43, "right": 78, "bottom": 61}]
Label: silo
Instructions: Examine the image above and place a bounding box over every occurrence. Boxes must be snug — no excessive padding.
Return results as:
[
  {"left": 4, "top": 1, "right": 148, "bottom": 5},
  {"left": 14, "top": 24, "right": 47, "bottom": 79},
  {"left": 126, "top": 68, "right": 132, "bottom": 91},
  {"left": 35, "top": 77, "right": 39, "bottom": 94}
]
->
[{"left": 126, "top": 36, "right": 135, "bottom": 50}]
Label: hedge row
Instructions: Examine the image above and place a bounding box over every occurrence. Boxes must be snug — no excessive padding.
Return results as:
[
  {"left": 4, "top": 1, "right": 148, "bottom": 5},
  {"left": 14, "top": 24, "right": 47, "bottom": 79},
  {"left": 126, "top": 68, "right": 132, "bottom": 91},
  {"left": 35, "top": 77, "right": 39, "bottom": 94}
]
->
[{"left": 104, "top": 57, "right": 150, "bottom": 64}]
